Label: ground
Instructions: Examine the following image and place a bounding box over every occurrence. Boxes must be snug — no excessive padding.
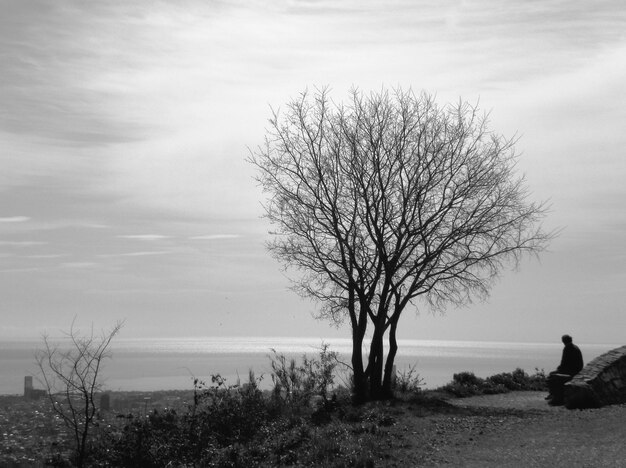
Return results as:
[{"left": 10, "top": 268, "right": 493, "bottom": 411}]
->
[
  {"left": 383, "top": 391, "right": 626, "bottom": 467},
  {"left": 1, "top": 391, "right": 625, "bottom": 466}
]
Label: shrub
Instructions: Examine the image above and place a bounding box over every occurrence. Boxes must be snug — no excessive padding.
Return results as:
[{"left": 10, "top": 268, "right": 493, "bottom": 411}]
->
[
  {"left": 441, "top": 372, "right": 485, "bottom": 397},
  {"left": 394, "top": 364, "right": 424, "bottom": 395},
  {"left": 441, "top": 368, "right": 548, "bottom": 397},
  {"left": 191, "top": 372, "right": 269, "bottom": 447},
  {"left": 486, "top": 368, "right": 547, "bottom": 391},
  {"left": 269, "top": 343, "right": 338, "bottom": 408},
  {"left": 95, "top": 372, "right": 270, "bottom": 466},
  {"left": 486, "top": 369, "right": 524, "bottom": 391},
  {"left": 91, "top": 344, "right": 355, "bottom": 467},
  {"left": 97, "top": 409, "right": 186, "bottom": 467}
]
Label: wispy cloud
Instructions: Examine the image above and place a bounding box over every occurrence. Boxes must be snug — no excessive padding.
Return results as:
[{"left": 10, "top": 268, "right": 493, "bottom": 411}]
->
[
  {"left": 189, "top": 234, "right": 242, "bottom": 240},
  {"left": 85, "top": 287, "right": 213, "bottom": 295},
  {"left": 0, "top": 267, "right": 45, "bottom": 274},
  {"left": 117, "top": 234, "right": 171, "bottom": 241},
  {"left": 26, "top": 254, "right": 67, "bottom": 259},
  {"left": 84, "top": 286, "right": 288, "bottom": 295},
  {"left": 98, "top": 251, "right": 173, "bottom": 258},
  {"left": 0, "top": 241, "right": 47, "bottom": 247},
  {"left": 59, "top": 262, "right": 98, "bottom": 269},
  {"left": 0, "top": 216, "right": 30, "bottom": 223}
]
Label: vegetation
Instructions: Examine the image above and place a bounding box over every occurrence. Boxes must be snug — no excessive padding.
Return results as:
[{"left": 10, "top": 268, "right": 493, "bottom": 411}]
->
[
  {"left": 269, "top": 342, "right": 338, "bottom": 406},
  {"left": 394, "top": 364, "right": 425, "bottom": 395},
  {"left": 250, "top": 87, "right": 552, "bottom": 401},
  {"left": 92, "top": 345, "right": 349, "bottom": 467},
  {"left": 6, "top": 339, "right": 551, "bottom": 467},
  {"left": 22, "top": 319, "right": 551, "bottom": 467},
  {"left": 440, "top": 368, "right": 548, "bottom": 398}
]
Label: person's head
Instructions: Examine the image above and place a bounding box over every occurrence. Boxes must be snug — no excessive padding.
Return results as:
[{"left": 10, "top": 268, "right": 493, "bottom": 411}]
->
[{"left": 561, "top": 334, "right": 573, "bottom": 345}]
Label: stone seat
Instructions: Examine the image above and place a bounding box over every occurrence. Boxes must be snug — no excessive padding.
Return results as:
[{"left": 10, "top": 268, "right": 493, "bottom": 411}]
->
[{"left": 564, "top": 345, "right": 626, "bottom": 409}]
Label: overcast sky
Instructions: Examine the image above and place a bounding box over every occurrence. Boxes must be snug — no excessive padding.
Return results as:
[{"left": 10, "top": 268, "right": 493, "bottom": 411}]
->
[{"left": 1, "top": 0, "right": 625, "bottom": 344}]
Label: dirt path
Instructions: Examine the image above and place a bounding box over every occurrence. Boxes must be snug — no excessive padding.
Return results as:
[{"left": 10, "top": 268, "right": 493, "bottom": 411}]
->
[
  {"left": 448, "top": 390, "right": 560, "bottom": 412},
  {"left": 426, "top": 391, "right": 626, "bottom": 467}
]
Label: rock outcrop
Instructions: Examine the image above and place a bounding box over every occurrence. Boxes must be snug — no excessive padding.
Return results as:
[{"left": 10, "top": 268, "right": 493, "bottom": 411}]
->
[{"left": 564, "top": 345, "right": 626, "bottom": 409}]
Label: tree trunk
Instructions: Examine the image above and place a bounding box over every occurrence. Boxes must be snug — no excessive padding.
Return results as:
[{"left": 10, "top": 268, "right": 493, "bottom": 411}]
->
[
  {"left": 351, "top": 325, "right": 367, "bottom": 403},
  {"left": 350, "top": 296, "right": 369, "bottom": 403},
  {"left": 367, "top": 326, "right": 385, "bottom": 399},
  {"left": 382, "top": 315, "right": 400, "bottom": 398}
]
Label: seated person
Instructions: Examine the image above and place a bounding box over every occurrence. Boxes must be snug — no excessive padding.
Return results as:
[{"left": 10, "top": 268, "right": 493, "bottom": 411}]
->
[{"left": 546, "top": 334, "right": 584, "bottom": 405}]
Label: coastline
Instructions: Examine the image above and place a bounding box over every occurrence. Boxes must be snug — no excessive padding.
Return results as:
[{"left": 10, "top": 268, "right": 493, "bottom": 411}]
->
[{"left": 3, "top": 338, "right": 621, "bottom": 396}]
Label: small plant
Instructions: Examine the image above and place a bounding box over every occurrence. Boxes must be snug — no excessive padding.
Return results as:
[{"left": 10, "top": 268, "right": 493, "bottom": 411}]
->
[
  {"left": 394, "top": 364, "right": 424, "bottom": 395},
  {"left": 269, "top": 343, "right": 338, "bottom": 408}
]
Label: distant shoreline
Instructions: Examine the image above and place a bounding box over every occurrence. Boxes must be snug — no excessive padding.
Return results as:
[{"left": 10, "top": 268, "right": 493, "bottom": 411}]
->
[{"left": 2, "top": 339, "right": 621, "bottom": 395}]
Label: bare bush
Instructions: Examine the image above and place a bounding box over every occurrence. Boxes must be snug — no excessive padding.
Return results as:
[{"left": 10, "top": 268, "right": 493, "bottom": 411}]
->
[{"left": 35, "top": 320, "right": 123, "bottom": 467}]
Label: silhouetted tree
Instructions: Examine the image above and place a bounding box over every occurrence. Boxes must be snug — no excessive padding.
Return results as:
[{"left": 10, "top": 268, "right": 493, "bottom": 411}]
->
[
  {"left": 36, "top": 320, "right": 123, "bottom": 467},
  {"left": 250, "top": 87, "right": 551, "bottom": 401}
]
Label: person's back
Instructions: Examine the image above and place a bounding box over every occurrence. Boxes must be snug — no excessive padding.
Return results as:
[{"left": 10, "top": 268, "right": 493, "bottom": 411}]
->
[{"left": 558, "top": 341, "right": 584, "bottom": 376}]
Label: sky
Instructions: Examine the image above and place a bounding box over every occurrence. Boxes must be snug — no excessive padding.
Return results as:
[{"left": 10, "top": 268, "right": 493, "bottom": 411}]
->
[{"left": 1, "top": 0, "right": 625, "bottom": 345}]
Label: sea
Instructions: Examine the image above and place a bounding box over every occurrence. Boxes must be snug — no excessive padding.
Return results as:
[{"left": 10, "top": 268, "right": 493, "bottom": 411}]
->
[{"left": 0, "top": 337, "right": 621, "bottom": 396}]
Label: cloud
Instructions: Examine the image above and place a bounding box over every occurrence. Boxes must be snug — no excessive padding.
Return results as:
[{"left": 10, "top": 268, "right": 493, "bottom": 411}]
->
[
  {"left": 1, "top": 0, "right": 625, "bottom": 343},
  {"left": 189, "top": 234, "right": 242, "bottom": 240},
  {"left": 0, "top": 216, "right": 30, "bottom": 223},
  {"left": 85, "top": 287, "right": 213, "bottom": 295},
  {"left": 117, "top": 234, "right": 171, "bottom": 241},
  {"left": 0, "top": 241, "right": 47, "bottom": 246},
  {"left": 59, "top": 262, "right": 97, "bottom": 269},
  {"left": 98, "top": 251, "right": 173, "bottom": 258},
  {"left": 0, "top": 1, "right": 149, "bottom": 147},
  {"left": 26, "top": 254, "right": 67, "bottom": 259},
  {"left": 0, "top": 267, "right": 45, "bottom": 274}
]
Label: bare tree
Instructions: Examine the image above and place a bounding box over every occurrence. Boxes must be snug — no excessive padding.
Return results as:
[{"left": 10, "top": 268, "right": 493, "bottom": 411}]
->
[
  {"left": 250, "top": 87, "right": 552, "bottom": 401},
  {"left": 36, "top": 320, "right": 123, "bottom": 467}
]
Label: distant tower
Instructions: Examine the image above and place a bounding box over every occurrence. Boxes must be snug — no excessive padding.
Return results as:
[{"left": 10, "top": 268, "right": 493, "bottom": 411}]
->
[{"left": 24, "top": 376, "right": 33, "bottom": 398}]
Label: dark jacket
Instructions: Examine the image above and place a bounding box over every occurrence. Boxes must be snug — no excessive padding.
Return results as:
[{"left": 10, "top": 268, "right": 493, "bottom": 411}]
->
[{"left": 557, "top": 343, "right": 584, "bottom": 376}]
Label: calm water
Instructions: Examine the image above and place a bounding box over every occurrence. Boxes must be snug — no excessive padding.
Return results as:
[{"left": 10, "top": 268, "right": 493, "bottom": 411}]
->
[{"left": 0, "top": 337, "right": 620, "bottom": 395}]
